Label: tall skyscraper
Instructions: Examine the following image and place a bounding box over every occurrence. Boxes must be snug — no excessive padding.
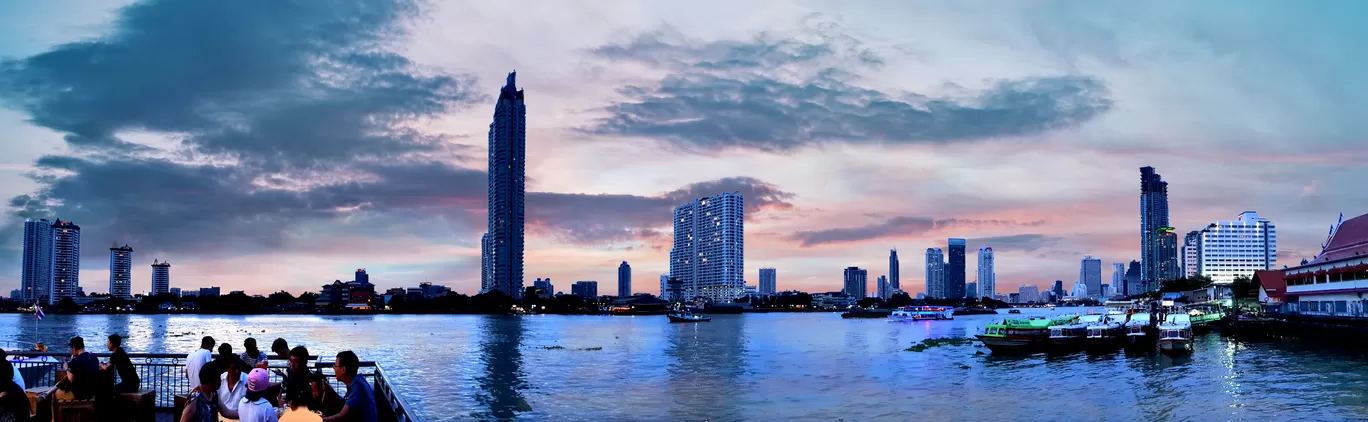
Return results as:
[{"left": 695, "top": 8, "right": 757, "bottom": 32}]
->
[
  {"left": 1182, "top": 230, "right": 1201, "bottom": 278},
  {"left": 925, "top": 248, "right": 945, "bottom": 298},
  {"left": 1124, "top": 260, "right": 1142, "bottom": 297},
  {"left": 888, "top": 249, "right": 900, "bottom": 291},
  {"left": 482, "top": 72, "right": 526, "bottom": 299},
  {"left": 966, "top": 282, "right": 978, "bottom": 299},
  {"left": 1080, "top": 255, "right": 1102, "bottom": 297},
  {"left": 1052, "top": 280, "right": 1065, "bottom": 298},
  {"left": 151, "top": 259, "right": 171, "bottom": 296},
  {"left": 947, "top": 239, "right": 967, "bottom": 299},
  {"left": 21, "top": 218, "right": 53, "bottom": 304},
  {"left": 877, "top": 275, "right": 890, "bottom": 301},
  {"left": 1111, "top": 262, "right": 1126, "bottom": 296},
  {"left": 976, "top": 246, "right": 995, "bottom": 299},
  {"left": 658, "top": 274, "right": 670, "bottom": 300},
  {"left": 843, "top": 267, "right": 868, "bottom": 298},
  {"left": 49, "top": 219, "right": 81, "bottom": 304},
  {"left": 758, "top": 268, "right": 777, "bottom": 295},
  {"left": 1140, "top": 166, "right": 1171, "bottom": 292},
  {"left": 669, "top": 192, "right": 745, "bottom": 303},
  {"left": 108, "top": 244, "right": 133, "bottom": 299},
  {"left": 1196, "top": 211, "right": 1277, "bottom": 284},
  {"left": 617, "top": 261, "right": 632, "bottom": 297},
  {"left": 1157, "top": 228, "right": 1180, "bottom": 284}
]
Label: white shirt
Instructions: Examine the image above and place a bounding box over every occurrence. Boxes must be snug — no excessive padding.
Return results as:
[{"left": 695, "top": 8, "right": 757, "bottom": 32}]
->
[
  {"left": 185, "top": 349, "right": 213, "bottom": 384},
  {"left": 237, "top": 397, "right": 279, "bottom": 422},
  {"left": 217, "top": 373, "right": 247, "bottom": 415}
]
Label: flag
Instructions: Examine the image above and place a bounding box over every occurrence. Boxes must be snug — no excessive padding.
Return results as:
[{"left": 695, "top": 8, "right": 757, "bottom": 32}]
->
[{"left": 35, "top": 302, "right": 44, "bottom": 320}]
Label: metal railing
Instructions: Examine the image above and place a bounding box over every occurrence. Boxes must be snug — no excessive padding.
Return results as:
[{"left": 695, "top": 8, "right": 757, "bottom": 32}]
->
[{"left": 6, "top": 351, "right": 419, "bottom": 422}]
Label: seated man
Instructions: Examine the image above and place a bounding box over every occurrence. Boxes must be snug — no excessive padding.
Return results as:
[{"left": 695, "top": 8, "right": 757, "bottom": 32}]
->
[
  {"left": 321, "top": 351, "right": 376, "bottom": 422},
  {"left": 34, "top": 337, "right": 100, "bottom": 421}
]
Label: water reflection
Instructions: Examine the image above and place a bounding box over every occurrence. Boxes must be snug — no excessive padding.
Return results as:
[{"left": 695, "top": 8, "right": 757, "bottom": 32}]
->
[
  {"left": 473, "top": 315, "right": 530, "bottom": 421},
  {"left": 666, "top": 315, "right": 746, "bottom": 422}
]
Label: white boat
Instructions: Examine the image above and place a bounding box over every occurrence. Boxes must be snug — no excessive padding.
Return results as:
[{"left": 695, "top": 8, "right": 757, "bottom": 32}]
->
[
  {"left": 1086, "top": 312, "right": 1125, "bottom": 348},
  {"left": 888, "top": 306, "right": 954, "bottom": 322},
  {"left": 1124, "top": 312, "right": 1154, "bottom": 345},
  {"left": 1158, "top": 313, "right": 1194, "bottom": 353},
  {"left": 1050, "top": 314, "right": 1100, "bottom": 348},
  {"left": 667, "top": 309, "right": 711, "bottom": 323}
]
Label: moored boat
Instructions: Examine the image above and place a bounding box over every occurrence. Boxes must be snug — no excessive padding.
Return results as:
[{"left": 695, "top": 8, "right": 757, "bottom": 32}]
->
[
  {"left": 1085, "top": 312, "right": 1126, "bottom": 350},
  {"left": 1158, "top": 313, "right": 1194, "bottom": 353},
  {"left": 1050, "top": 314, "right": 1098, "bottom": 349},
  {"left": 1124, "top": 312, "right": 1155, "bottom": 346},
  {"left": 888, "top": 306, "right": 954, "bottom": 322},
  {"left": 977, "top": 315, "right": 1079, "bottom": 353},
  {"left": 1187, "top": 306, "right": 1226, "bottom": 331},
  {"left": 1007, "top": 309, "right": 1022, "bottom": 314}
]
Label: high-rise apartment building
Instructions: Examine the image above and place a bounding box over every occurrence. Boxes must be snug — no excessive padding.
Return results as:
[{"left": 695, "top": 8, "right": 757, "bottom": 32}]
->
[
  {"left": 1111, "top": 262, "right": 1126, "bottom": 296},
  {"left": 534, "top": 278, "right": 555, "bottom": 298},
  {"left": 617, "top": 261, "right": 632, "bottom": 297},
  {"left": 1140, "top": 166, "right": 1171, "bottom": 292},
  {"left": 976, "top": 246, "right": 995, "bottom": 299},
  {"left": 758, "top": 268, "right": 777, "bottom": 296},
  {"left": 947, "top": 239, "right": 967, "bottom": 299},
  {"left": 888, "top": 249, "right": 900, "bottom": 291},
  {"left": 1157, "top": 228, "right": 1181, "bottom": 283},
  {"left": 877, "top": 275, "right": 890, "bottom": 301},
  {"left": 108, "top": 244, "right": 133, "bottom": 299},
  {"left": 1182, "top": 230, "right": 1201, "bottom": 278},
  {"left": 966, "top": 282, "right": 978, "bottom": 299},
  {"left": 49, "top": 219, "right": 81, "bottom": 304},
  {"left": 658, "top": 274, "right": 670, "bottom": 300},
  {"left": 481, "top": 72, "right": 526, "bottom": 299},
  {"left": 925, "top": 248, "right": 945, "bottom": 298},
  {"left": 1080, "top": 255, "right": 1102, "bottom": 297},
  {"left": 151, "top": 259, "right": 171, "bottom": 296},
  {"left": 21, "top": 219, "right": 53, "bottom": 304},
  {"left": 669, "top": 192, "right": 745, "bottom": 303},
  {"left": 571, "top": 281, "right": 598, "bottom": 298},
  {"left": 1196, "top": 211, "right": 1277, "bottom": 284},
  {"left": 1124, "top": 260, "right": 1142, "bottom": 297},
  {"left": 1052, "top": 280, "right": 1065, "bottom": 298},
  {"left": 1018, "top": 285, "right": 1040, "bottom": 303},
  {"left": 843, "top": 267, "right": 868, "bottom": 298}
]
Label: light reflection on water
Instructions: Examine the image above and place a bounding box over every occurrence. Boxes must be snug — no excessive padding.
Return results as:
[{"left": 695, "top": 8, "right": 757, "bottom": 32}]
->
[{"left": 6, "top": 309, "right": 1368, "bottom": 421}]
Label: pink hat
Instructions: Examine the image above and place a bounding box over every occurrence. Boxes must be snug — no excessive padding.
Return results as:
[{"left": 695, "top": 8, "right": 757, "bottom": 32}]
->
[{"left": 247, "top": 368, "right": 270, "bottom": 392}]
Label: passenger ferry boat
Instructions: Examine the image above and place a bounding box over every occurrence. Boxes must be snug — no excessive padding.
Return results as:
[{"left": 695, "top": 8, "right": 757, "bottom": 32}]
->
[
  {"left": 1049, "top": 314, "right": 1100, "bottom": 348},
  {"left": 667, "top": 308, "right": 712, "bottom": 323},
  {"left": 1124, "top": 312, "right": 1155, "bottom": 345},
  {"left": 1187, "top": 305, "right": 1226, "bottom": 331},
  {"left": 976, "top": 315, "right": 1079, "bottom": 352},
  {"left": 1085, "top": 312, "right": 1126, "bottom": 349},
  {"left": 1158, "top": 313, "right": 1194, "bottom": 353},
  {"left": 888, "top": 306, "right": 954, "bottom": 322}
]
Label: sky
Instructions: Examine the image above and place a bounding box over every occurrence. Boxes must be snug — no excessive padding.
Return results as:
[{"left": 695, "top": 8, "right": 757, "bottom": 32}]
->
[{"left": 0, "top": 0, "right": 1365, "bottom": 297}]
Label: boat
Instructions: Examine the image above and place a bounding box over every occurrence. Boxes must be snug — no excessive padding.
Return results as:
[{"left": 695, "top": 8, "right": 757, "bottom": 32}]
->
[
  {"left": 1085, "top": 312, "right": 1126, "bottom": 350},
  {"left": 1007, "top": 309, "right": 1022, "bottom": 314},
  {"left": 667, "top": 308, "right": 712, "bottom": 323},
  {"left": 888, "top": 306, "right": 954, "bottom": 322},
  {"left": 976, "top": 315, "right": 1079, "bottom": 353},
  {"left": 1187, "top": 306, "right": 1226, "bottom": 331},
  {"left": 1050, "top": 314, "right": 1101, "bottom": 349},
  {"left": 842, "top": 308, "right": 892, "bottom": 319},
  {"left": 1124, "top": 312, "right": 1155, "bottom": 346},
  {"left": 1158, "top": 313, "right": 1194, "bottom": 353}
]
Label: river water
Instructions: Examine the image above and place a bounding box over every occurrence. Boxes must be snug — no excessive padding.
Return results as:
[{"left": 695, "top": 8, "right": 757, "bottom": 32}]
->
[{"left": 3, "top": 308, "right": 1366, "bottom": 421}]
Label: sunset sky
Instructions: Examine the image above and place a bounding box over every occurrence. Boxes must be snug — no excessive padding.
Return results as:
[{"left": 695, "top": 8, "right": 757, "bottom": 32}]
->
[{"left": 0, "top": 0, "right": 1364, "bottom": 297}]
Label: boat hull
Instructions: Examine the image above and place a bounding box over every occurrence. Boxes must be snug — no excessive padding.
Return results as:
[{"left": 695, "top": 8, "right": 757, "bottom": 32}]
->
[
  {"left": 975, "top": 334, "right": 1047, "bottom": 353},
  {"left": 1050, "top": 336, "right": 1086, "bottom": 350},
  {"left": 667, "top": 314, "right": 711, "bottom": 323},
  {"left": 1158, "top": 338, "right": 1192, "bottom": 353}
]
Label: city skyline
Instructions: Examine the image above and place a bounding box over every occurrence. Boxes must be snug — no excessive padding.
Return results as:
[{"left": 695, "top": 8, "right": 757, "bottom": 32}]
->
[{"left": 0, "top": 1, "right": 1362, "bottom": 296}]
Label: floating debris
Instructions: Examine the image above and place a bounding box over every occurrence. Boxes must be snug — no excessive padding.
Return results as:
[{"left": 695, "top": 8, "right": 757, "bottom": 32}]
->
[
  {"left": 541, "top": 346, "right": 566, "bottom": 350},
  {"left": 578, "top": 347, "right": 603, "bottom": 351},
  {"left": 904, "top": 337, "right": 976, "bottom": 352}
]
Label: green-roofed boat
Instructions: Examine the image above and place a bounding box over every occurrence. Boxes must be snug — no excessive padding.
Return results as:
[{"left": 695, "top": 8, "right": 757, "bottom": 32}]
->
[{"left": 976, "top": 315, "right": 1080, "bottom": 353}]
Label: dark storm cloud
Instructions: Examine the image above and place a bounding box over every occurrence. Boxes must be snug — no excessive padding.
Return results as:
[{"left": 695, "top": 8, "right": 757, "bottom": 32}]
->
[
  {"left": 584, "top": 28, "right": 1112, "bottom": 152},
  {"left": 527, "top": 177, "right": 796, "bottom": 245},
  {"left": 789, "top": 217, "right": 1045, "bottom": 247},
  {"left": 0, "top": 0, "right": 490, "bottom": 267},
  {"left": 0, "top": 0, "right": 480, "bottom": 163}
]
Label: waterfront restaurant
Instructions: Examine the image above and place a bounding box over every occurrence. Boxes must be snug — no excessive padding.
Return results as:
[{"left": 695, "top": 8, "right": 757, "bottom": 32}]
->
[{"left": 1282, "top": 212, "right": 1368, "bottom": 318}]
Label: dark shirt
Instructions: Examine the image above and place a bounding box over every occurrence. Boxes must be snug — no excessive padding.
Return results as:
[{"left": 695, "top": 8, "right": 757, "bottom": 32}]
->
[
  {"left": 342, "top": 377, "right": 377, "bottom": 422},
  {"left": 110, "top": 347, "right": 140, "bottom": 391},
  {"left": 66, "top": 352, "right": 100, "bottom": 399},
  {"left": 0, "top": 380, "right": 30, "bottom": 422}
]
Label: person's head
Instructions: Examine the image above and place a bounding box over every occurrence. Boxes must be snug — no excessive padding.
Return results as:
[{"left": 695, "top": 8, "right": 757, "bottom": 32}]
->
[
  {"left": 200, "top": 336, "right": 215, "bottom": 350},
  {"left": 107, "top": 334, "right": 122, "bottom": 352},
  {"left": 271, "top": 338, "right": 289, "bottom": 358},
  {"left": 309, "top": 371, "right": 327, "bottom": 399},
  {"left": 333, "top": 350, "right": 359, "bottom": 382},
  {"left": 218, "top": 343, "right": 232, "bottom": 358},
  {"left": 224, "top": 357, "right": 244, "bottom": 380},
  {"left": 198, "top": 360, "right": 224, "bottom": 392},
  {"left": 288, "top": 346, "right": 309, "bottom": 372},
  {"left": 68, "top": 336, "right": 85, "bottom": 354},
  {"left": 244, "top": 337, "right": 258, "bottom": 353},
  {"left": 245, "top": 367, "right": 270, "bottom": 401}
]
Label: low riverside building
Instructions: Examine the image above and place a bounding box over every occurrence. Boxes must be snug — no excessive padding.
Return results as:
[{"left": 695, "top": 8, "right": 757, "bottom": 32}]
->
[
  {"left": 811, "top": 292, "right": 855, "bottom": 309},
  {"left": 1281, "top": 213, "right": 1368, "bottom": 317}
]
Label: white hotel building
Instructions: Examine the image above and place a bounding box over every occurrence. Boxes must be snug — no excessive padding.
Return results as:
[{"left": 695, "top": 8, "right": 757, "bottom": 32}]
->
[
  {"left": 1196, "top": 211, "right": 1277, "bottom": 284},
  {"left": 669, "top": 192, "right": 745, "bottom": 303}
]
